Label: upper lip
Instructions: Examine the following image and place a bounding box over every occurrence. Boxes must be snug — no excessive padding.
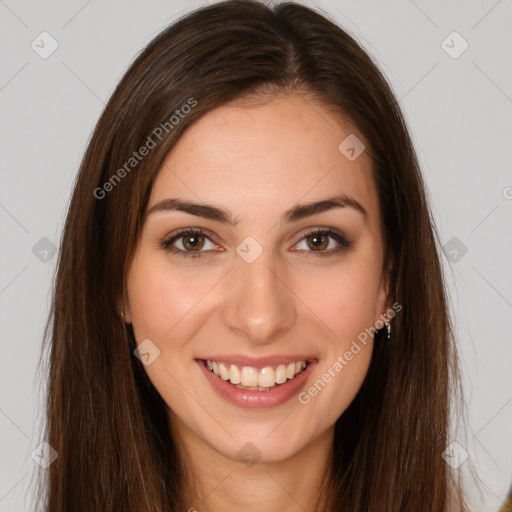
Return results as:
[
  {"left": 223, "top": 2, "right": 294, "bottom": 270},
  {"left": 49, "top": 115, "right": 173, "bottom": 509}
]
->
[{"left": 198, "top": 355, "right": 317, "bottom": 368}]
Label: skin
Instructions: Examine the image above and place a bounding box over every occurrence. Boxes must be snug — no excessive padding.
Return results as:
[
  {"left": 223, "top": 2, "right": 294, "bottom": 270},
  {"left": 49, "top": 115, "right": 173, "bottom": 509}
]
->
[{"left": 122, "top": 92, "right": 393, "bottom": 511}]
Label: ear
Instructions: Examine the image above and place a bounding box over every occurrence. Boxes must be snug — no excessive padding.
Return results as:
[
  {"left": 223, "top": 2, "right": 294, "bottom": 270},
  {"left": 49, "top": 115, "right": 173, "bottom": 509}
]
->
[
  {"left": 116, "top": 283, "right": 132, "bottom": 324},
  {"left": 375, "top": 258, "right": 394, "bottom": 324}
]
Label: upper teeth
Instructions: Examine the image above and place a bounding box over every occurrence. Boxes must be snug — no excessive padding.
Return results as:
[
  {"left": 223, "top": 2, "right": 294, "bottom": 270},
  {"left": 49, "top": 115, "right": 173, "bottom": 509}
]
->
[{"left": 206, "top": 360, "right": 307, "bottom": 388}]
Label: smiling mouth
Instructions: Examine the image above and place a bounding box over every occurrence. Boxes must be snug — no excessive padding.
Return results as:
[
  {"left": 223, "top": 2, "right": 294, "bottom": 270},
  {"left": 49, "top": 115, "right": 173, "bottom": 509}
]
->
[{"left": 202, "top": 359, "right": 312, "bottom": 391}]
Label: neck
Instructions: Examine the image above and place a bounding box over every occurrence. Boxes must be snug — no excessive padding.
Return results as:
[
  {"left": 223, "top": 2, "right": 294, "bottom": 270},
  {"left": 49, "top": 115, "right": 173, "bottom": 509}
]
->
[{"left": 169, "top": 412, "right": 334, "bottom": 512}]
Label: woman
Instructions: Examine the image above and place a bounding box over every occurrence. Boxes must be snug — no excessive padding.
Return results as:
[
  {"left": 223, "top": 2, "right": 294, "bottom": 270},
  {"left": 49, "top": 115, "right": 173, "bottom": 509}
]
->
[{"left": 35, "top": 0, "right": 472, "bottom": 510}]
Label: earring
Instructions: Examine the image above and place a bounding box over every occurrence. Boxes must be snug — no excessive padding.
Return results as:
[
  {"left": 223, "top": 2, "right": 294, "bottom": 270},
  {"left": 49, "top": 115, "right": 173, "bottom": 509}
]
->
[
  {"left": 120, "top": 311, "right": 125, "bottom": 318},
  {"left": 385, "top": 321, "right": 391, "bottom": 341}
]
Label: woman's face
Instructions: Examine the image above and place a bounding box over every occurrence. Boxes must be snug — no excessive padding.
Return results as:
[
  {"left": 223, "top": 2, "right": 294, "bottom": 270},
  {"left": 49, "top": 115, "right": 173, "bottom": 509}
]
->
[{"left": 124, "top": 92, "right": 391, "bottom": 464}]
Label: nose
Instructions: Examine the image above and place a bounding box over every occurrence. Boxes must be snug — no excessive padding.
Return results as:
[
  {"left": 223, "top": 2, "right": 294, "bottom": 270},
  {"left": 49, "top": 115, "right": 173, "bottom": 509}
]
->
[{"left": 221, "top": 250, "right": 297, "bottom": 345}]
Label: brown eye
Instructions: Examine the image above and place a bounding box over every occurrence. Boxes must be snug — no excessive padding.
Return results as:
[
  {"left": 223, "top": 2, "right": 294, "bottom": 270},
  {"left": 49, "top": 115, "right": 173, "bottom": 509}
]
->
[
  {"left": 161, "top": 228, "right": 218, "bottom": 258},
  {"left": 182, "top": 233, "right": 205, "bottom": 251},
  {"left": 293, "top": 228, "right": 353, "bottom": 257},
  {"left": 306, "top": 233, "right": 329, "bottom": 251}
]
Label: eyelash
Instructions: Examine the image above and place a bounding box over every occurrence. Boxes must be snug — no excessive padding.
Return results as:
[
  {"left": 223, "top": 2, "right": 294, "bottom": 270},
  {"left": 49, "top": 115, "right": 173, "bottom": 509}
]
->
[{"left": 160, "top": 227, "right": 353, "bottom": 259}]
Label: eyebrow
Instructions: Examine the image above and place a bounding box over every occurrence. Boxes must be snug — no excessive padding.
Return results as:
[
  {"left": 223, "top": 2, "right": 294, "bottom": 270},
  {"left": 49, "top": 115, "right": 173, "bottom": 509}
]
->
[{"left": 146, "top": 193, "right": 367, "bottom": 225}]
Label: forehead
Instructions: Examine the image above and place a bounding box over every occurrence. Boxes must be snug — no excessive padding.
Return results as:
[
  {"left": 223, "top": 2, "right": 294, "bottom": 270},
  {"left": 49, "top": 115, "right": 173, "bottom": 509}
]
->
[{"left": 148, "top": 93, "right": 380, "bottom": 227}]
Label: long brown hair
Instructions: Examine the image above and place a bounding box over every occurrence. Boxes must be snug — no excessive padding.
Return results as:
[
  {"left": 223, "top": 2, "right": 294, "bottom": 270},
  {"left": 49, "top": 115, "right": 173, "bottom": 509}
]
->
[{"left": 34, "top": 1, "right": 471, "bottom": 510}]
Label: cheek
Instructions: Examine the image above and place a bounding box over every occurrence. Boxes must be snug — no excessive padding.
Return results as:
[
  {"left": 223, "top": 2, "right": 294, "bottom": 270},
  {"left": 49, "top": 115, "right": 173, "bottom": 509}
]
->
[
  {"left": 301, "top": 267, "right": 378, "bottom": 422},
  {"left": 127, "top": 271, "right": 174, "bottom": 338},
  {"left": 126, "top": 251, "right": 212, "bottom": 339},
  {"left": 305, "top": 258, "right": 382, "bottom": 339},
  {"left": 125, "top": 252, "right": 206, "bottom": 409},
  {"left": 295, "top": 252, "right": 380, "bottom": 411},
  {"left": 319, "top": 345, "right": 373, "bottom": 427}
]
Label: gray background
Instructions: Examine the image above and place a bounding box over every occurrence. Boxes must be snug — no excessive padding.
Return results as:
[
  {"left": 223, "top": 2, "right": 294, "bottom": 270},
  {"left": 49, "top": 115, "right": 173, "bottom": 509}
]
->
[{"left": 1, "top": 0, "right": 511, "bottom": 510}]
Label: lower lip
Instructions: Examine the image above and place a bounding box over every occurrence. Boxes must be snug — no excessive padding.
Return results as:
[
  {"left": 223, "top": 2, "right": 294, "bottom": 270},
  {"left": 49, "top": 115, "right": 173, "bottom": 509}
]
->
[{"left": 197, "top": 359, "right": 317, "bottom": 409}]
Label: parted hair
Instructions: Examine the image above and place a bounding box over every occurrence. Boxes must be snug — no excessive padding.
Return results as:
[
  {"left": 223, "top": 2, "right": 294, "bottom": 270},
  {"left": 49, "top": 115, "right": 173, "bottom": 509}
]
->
[{"left": 34, "top": 1, "right": 470, "bottom": 510}]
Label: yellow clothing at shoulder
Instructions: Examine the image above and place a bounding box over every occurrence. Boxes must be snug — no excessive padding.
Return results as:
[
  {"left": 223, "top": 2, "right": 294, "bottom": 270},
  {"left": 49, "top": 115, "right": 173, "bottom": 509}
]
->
[{"left": 499, "top": 494, "right": 512, "bottom": 512}]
